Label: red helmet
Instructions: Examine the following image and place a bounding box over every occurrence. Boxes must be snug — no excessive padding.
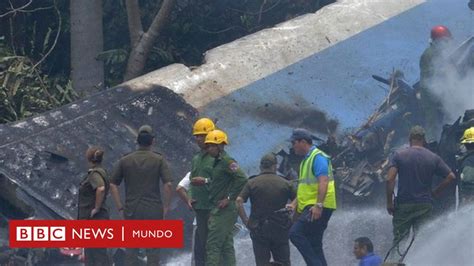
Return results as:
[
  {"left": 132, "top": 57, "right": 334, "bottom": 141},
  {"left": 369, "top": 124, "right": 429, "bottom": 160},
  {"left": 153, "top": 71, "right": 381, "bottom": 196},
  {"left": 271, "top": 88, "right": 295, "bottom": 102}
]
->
[{"left": 430, "top": 25, "right": 452, "bottom": 40}]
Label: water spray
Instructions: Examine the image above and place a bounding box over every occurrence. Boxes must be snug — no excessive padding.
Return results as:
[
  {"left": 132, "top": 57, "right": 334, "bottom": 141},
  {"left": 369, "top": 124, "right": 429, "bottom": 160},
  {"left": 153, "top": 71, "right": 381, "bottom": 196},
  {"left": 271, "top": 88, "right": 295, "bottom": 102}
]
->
[{"left": 383, "top": 226, "right": 416, "bottom": 265}]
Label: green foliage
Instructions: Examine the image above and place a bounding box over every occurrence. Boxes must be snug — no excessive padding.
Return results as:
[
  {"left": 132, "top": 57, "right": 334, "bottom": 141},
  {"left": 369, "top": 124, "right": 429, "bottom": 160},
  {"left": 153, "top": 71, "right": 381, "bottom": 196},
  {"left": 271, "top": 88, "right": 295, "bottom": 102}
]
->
[
  {"left": 0, "top": 0, "right": 73, "bottom": 124},
  {"left": 97, "top": 49, "right": 129, "bottom": 86},
  {"left": 102, "top": 0, "right": 334, "bottom": 86},
  {"left": 0, "top": 0, "right": 334, "bottom": 124},
  {"left": 0, "top": 41, "right": 76, "bottom": 124},
  {"left": 0, "top": 0, "right": 70, "bottom": 77}
]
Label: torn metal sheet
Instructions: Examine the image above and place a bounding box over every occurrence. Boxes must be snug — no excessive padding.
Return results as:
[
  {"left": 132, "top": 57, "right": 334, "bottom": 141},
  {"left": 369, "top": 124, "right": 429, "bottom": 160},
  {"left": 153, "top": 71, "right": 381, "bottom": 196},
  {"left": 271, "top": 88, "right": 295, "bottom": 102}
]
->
[{"left": 0, "top": 85, "right": 198, "bottom": 220}]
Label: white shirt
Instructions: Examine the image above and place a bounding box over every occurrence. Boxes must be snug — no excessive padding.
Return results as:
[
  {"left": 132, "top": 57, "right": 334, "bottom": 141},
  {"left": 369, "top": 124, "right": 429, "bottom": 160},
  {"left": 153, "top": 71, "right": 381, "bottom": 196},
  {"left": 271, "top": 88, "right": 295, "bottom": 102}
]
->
[{"left": 177, "top": 172, "right": 191, "bottom": 190}]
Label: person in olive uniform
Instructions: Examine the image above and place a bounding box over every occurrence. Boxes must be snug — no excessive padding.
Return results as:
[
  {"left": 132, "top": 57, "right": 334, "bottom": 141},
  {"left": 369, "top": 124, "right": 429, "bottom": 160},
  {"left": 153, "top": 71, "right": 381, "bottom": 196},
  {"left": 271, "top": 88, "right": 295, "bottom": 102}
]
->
[
  {"left": 176, "top": 118, "right": 216, "bottom": 266},
  {"left": 110, "top": 125, "right": 173, "bottom": 266},
  {"left": 78, "top": 147, "right": 111, "bottom": 266},
  {"left": 204, "top": 129, "right": 247, "bottom": 266},
  {"left": 237, "top": 153, "right": 295, "bottom": 266}
]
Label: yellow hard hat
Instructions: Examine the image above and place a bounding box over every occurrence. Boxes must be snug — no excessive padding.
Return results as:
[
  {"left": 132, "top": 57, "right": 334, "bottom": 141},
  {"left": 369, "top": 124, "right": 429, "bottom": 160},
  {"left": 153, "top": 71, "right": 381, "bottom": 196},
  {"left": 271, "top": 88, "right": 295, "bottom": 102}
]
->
[
  {"left": 205, "top": 129, "right": 228, "bottom": 145},
  {"left": 193, "top": 118, "right": 215, "bottom": 135},
  {"left": 461, "top": 127, "right": 474, "bottom": 144}
]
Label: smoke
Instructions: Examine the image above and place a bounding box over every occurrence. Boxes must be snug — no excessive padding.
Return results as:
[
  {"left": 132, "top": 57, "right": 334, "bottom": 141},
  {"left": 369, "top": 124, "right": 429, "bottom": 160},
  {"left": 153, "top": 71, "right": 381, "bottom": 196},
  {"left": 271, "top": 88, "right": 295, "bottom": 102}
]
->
[
  {"left": 165, "top": 209, "right": 394, "bottom": 265},
  {"left": 405, "top": 204, "right": 474, "bottom": 265},
  {"left": 165, "top": 205, "right": 474, "bottom": 265},
  {"left": 424, "top": 39, "right": 474, "bottom": 123}
]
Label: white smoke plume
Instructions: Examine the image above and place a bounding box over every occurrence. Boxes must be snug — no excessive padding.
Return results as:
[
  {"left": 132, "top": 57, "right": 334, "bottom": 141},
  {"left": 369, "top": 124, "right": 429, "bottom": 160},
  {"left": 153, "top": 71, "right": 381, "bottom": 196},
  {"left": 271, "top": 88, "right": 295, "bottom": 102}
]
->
[
  {"left": 165, "top": 206, "right": 474, "bottom": 266},
  {"left": 405, "top": 204, "right": 474, "bottom": 265},
  {"left": 425, "top": 38, "right": 474, "bottom": 123}
]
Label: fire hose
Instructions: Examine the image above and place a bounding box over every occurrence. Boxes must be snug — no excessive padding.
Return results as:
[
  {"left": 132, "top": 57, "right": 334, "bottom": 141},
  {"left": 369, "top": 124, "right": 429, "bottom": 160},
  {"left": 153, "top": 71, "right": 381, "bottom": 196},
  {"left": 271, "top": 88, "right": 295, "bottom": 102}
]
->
[{"left": 383, "top": 227, "right": 416, "bottom": 264}]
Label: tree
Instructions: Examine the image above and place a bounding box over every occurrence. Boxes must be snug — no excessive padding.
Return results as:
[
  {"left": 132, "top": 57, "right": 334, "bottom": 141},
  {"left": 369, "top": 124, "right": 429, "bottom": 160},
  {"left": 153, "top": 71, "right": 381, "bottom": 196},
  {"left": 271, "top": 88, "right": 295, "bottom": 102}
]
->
[
  {"left": 0, "top": 0, "right": 76, "bottom": 124},
  {"left": 0, "top": 0, "right": 332, "bottom": 124},
  {"left": 123, "top": 0, "right": 176, "bottom": 81},
  {"left": 70, "top": 0, "right": 104, "bottom": 96}
]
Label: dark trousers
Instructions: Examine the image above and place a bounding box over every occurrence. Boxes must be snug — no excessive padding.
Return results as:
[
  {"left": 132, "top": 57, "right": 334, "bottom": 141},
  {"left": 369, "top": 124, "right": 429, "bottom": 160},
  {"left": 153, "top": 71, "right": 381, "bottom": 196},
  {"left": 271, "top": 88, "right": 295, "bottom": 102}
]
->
[
  {"left": 250, "top": 225, "right": 290, "bottom": 266},
  {"left": 124, "top": 205, "right": 163, "bottom": 266},
  {"left": 194, "top": 209, "right": 210, "bottom": 266},
  {"left": 85, "top": 248, "right": 111, "bottom": 266},
  {"left": 79, "top": 210, "right": 111, "bottom": 266},
  {"left": 392, "top": 203, "right": 432, "bottom": 245},
  {"left": 289, "top": 207, "right": 333, "bottom": 266}
]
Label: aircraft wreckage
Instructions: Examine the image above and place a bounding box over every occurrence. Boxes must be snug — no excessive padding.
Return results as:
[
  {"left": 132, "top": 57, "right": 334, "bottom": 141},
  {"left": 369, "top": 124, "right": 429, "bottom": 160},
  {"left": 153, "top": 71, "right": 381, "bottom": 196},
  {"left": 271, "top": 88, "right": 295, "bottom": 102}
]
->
[
  {"left": 278, "top": 35, "right": 473, "bottom": 205},
  {"left": 1, "top": 0, "right": 473, "bottom": 264},
  {"left": 1, "top": 50, "right": 472, "bottom": 264},
  {"left": 0, "top": 85, "right": 198, "bottom": 264}
]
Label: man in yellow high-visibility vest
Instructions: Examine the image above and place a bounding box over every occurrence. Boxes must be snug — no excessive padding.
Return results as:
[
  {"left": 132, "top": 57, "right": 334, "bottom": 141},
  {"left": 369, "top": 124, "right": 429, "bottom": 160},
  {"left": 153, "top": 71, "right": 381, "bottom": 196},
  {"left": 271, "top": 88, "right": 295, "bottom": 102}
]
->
[{"left": 286, "top": 128, "right": 336, "bottom": 266}]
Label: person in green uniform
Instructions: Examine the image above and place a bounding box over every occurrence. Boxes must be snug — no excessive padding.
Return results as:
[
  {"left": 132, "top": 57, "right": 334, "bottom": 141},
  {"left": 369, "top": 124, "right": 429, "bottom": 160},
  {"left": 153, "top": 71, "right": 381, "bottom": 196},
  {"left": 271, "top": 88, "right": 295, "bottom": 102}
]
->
[
  {"left": 237, "top": 153, "right": 295, "bottom": 266},
  {"left": 110, "top": 125, "right": 173, "bottom": 266},
  {"left": 78, "top": 147, "right": 111, "bottom": 266},
  {"left": 459, "top": 127, "right": 474, "bottom": 206},
  {"left": 176, "top": 118, "right": 216, "bottom": 266},
  {"left": 205, "top": 129, "right": 247, "bottom": 266},
  {"left": 418, "top": 25, "right": 453, "bottom": 139}
]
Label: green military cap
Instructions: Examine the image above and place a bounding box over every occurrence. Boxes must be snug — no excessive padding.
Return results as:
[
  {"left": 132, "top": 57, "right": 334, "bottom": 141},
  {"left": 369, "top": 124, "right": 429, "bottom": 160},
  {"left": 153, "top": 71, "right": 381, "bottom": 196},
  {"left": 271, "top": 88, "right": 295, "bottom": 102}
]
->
[
  {"left": 409, "top": 125, "right": 425, "bottom": 138},
  {"left": 260, "top": 153, "right": 277, "bottom": 168},
  {"left": 138, "top": 124, "right": 154, "bottom": 135}
]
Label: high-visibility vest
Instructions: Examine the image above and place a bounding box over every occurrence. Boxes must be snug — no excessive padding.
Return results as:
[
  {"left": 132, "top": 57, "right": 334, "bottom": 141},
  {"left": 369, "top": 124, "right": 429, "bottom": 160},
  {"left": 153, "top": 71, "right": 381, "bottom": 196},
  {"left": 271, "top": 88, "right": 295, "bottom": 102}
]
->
[{"left": 297, "top": 148, "right": 336, "bottom": 213}]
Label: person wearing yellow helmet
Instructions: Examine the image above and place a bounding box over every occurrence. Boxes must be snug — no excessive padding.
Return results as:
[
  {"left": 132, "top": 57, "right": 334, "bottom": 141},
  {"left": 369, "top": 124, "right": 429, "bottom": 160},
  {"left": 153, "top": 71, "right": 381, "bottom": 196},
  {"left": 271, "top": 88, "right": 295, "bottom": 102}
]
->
[
  {"left": 176, "top": 118, "right": 215, "bottom": 266},
  {"left": 461, "top": 127, "right": 474, "bottom": 145},
  {"left": 192, "top": 118, "right": 215, "bottom": 136},
  {"left": 204, "top": 129, "right": 247, "bottom": 266},
  {"left": 458, "top": 127, "right": 474, "bottom": 206}
]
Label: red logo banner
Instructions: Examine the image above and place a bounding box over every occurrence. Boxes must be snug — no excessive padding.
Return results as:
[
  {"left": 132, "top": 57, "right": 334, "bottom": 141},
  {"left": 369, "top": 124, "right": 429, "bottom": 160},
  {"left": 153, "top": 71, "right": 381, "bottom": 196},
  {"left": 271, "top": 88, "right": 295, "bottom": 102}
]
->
[{"left": 9, "top": 220, "right": 184, "bottom": 248}]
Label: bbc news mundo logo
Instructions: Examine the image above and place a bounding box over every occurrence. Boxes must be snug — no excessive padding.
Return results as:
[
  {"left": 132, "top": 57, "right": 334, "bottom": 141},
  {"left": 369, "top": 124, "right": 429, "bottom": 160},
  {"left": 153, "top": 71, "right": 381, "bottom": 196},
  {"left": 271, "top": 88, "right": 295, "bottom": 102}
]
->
[
  {"left": 16, "top": 226, "right": 66, "bottom": 241},
  {"left": 9, "top": 220, "right": 183, "bottom": 248}
]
